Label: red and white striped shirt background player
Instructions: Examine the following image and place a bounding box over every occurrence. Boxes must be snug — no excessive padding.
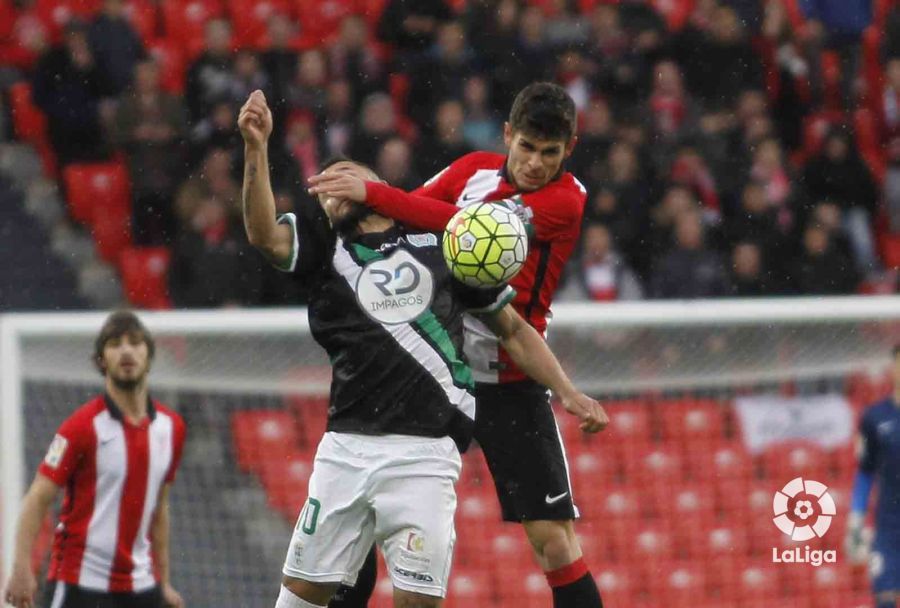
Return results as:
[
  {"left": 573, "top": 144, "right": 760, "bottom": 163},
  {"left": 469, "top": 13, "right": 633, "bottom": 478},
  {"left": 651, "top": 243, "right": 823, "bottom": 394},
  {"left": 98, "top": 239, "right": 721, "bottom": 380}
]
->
[{"left": 38, "top": 394, "right": 186, "bottom": 593}]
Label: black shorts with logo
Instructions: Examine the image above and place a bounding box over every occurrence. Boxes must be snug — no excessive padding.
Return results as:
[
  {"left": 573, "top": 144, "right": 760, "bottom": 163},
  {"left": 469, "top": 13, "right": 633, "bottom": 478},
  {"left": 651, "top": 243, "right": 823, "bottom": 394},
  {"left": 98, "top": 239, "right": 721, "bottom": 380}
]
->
[
  {"left": 44, "top": 581, "right": 162, "bottom": 608},
  {"left": 474, "top": 380, "right": 577, "bottom": 522}
]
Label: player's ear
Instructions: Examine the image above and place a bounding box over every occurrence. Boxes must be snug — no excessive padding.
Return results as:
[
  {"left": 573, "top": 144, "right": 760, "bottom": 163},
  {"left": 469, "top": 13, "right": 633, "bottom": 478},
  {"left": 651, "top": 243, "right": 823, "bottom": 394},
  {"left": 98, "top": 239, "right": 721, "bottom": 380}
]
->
[
  {"left": 565, "top": 135, "right": 577, "bottom": 158},
  {"left": 503, "top": 122, "right": 513, "bottom": 147}
]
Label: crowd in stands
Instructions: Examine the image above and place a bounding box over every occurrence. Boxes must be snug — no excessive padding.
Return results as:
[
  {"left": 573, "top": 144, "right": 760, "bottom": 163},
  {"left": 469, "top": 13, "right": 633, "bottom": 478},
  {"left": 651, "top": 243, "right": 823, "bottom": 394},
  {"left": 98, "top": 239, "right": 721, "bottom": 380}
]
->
[{"left": 1, "top": 0, "right": 899, "bottom": 308}]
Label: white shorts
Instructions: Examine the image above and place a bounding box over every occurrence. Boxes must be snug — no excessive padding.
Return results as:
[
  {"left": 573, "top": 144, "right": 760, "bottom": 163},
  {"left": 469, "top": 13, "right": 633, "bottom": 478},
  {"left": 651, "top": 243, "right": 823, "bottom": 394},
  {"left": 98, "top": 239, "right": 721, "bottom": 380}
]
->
[{"left": 282, "top": 432, "right": 462, "bottom": 597}]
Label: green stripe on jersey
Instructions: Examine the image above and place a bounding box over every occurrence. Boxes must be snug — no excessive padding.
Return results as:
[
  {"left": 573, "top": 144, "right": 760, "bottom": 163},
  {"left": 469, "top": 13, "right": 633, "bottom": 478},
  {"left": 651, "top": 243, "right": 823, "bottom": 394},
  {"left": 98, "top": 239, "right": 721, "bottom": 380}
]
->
[
  {"left": 351, "top": 242, "right": 383, "bottom": 263},
  {"left": 414, "top": 312, "right": 474, "bottom": 390}
]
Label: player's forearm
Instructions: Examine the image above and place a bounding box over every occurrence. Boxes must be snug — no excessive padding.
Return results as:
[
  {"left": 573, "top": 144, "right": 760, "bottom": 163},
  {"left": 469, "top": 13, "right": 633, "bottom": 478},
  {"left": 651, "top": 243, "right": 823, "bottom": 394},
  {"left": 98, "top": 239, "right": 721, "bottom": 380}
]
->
[
  {"left": 850, "top": 469, "right": 875, "bottom": 516},
  {"left": 365, "top": 182, "right": 457, "bottom": 231},
  {"left": 151, "top": 501, "right": 172, "bottom": 584},
  {"left": 242, "top": 144, "right": 279, "bottom": 253},
  {"left": 501, "top": 320, "right": 578, "bottom": 399},
  {"left": 12, "top": 491, "right": 52, "bottom": 572}
]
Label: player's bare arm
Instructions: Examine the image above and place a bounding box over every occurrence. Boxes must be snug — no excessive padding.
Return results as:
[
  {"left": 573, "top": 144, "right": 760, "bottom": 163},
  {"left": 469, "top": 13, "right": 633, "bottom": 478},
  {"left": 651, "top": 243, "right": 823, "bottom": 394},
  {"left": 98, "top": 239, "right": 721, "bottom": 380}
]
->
[
  {"left": 481, "top": 305, "right": 609, "bottom": 433},
  {"left": 238, "top": 90, "right": 293, "bottom": 266},
  {"left": 152, "top": 484, "right": 185, "bottom": 608},
  {"left": 3, "top": 474, "right": 60, "bottom": 608}
]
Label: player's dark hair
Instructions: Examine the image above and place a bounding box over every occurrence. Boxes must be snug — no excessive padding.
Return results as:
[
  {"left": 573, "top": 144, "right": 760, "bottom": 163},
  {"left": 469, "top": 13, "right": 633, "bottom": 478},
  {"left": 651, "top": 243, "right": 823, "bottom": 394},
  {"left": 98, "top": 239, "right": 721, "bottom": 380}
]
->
[
  {"left": 93, "top": 310, "right": 155, "bottom": 375},
  {"left": 320, "top": 155, "right": 377, "bottom": 177},
  {"left": 508, "top": 82, "right": 577, "bottom": 142}
]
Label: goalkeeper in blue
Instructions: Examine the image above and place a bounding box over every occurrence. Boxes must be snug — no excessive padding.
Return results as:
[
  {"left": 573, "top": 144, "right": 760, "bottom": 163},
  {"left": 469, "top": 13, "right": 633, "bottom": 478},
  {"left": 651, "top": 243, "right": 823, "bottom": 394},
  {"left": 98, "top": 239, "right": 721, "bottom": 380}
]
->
[{"left": 846, "top": 345, "right": 900, "bottom": 608}]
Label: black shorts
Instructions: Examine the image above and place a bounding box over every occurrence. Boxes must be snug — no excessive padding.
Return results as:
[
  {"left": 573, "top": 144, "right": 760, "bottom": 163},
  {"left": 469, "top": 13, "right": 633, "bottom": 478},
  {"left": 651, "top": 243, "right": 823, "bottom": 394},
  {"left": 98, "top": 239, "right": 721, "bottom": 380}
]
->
[
  {"left": 474, "top": 380, "right": 577, "bottom": 522},
  {"left": 44, "top": 581, "right": 161, "bottom": 608}
]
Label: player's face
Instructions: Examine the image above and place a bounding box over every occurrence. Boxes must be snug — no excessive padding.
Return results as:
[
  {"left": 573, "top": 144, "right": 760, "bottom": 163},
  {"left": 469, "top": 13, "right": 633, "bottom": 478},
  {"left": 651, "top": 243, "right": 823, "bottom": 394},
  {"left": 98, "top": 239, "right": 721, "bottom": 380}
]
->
[
  {"left": 504, "top": 124, "right": 575, "bottom": 192},
  {"left": 317, "top": 161, "right": 376, "bottom": 224},
  {"left": 101, "top": 331, "right": 151, "bottom": 390}
]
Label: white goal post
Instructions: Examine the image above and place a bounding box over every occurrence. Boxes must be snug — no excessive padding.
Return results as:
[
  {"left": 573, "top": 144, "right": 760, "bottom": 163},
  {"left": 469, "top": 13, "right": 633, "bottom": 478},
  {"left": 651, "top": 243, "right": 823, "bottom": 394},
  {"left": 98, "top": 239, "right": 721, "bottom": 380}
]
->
[{"left": 2, "top": 296, "right": 899, "bottom": 580}]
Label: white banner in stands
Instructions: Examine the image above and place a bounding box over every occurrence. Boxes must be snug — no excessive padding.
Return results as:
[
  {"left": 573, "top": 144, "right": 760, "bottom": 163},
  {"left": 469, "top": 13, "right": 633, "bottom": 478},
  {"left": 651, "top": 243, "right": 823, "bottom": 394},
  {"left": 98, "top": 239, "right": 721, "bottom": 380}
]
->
[{"left": 734, "top": 394, "right": 854, "bottom": 454}]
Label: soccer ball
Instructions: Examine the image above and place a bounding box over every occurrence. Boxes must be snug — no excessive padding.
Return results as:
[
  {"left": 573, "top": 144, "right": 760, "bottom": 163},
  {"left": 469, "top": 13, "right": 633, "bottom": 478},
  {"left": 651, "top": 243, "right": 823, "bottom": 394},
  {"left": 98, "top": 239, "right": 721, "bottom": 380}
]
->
[{"left": 442, "top": 202, "right": 529, "bottom": 288}]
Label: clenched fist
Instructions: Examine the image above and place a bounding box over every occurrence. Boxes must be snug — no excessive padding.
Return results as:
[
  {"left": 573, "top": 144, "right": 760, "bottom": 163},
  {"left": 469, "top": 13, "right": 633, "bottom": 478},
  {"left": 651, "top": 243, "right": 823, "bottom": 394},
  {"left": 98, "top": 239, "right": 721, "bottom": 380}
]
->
[{"left": 238, "top": 90, "right": 273, "bottom": 149}]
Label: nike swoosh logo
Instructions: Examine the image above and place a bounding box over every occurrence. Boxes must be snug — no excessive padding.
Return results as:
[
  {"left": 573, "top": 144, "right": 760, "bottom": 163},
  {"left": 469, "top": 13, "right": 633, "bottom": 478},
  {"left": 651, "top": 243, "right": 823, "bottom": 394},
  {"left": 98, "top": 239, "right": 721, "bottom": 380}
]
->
[
  {"left": 545, "top": 492, "right": 569, "bottom": 505},
  {"left": 461, "top": 193, "right": 477, "bottom": 202}
]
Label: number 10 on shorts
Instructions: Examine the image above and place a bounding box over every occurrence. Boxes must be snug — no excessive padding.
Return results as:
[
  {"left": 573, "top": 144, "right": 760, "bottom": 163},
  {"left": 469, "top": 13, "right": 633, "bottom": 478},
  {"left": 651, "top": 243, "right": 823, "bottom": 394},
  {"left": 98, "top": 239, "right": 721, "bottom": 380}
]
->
[{"left": 297, "top": 498, "right": 321, "bottom": 535}]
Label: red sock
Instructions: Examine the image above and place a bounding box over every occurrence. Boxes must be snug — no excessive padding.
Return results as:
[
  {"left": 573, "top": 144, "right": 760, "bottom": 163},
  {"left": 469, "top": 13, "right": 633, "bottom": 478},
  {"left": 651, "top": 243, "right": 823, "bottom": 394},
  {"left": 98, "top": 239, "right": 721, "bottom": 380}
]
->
[
  {"left": 545, "top": 558, "right": 603, "bottom": 607},
  {"left": 545, "top": 557, "right": 589, "bottom": 588}
]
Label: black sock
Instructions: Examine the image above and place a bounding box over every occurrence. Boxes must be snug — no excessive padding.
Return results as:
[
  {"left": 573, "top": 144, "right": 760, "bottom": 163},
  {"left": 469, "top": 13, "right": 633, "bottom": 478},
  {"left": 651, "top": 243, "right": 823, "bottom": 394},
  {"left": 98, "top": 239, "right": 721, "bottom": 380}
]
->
[
  {"left": 328, "top": 546, "right": 377, "bottom": 607},
  {"left": 551, "top": 572, "right": 603, "bottom": 608}
]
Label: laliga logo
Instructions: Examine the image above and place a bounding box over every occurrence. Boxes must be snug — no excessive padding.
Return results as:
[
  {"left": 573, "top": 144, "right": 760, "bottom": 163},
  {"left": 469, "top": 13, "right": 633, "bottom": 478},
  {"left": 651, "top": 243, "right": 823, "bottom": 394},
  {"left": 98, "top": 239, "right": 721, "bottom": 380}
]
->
[{"left": 771, "top": 477, "right": 837, "bottom": 567}]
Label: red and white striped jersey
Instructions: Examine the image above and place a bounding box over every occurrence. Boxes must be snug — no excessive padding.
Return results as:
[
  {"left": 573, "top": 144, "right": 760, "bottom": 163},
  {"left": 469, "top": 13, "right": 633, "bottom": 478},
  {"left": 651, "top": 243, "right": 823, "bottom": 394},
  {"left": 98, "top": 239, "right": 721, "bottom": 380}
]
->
[
  {"left": 417, "top": 152, "right": 587, "bottom": 383},
  {"left": 38, "top": 394, "right": 186, "bottom": 593}
]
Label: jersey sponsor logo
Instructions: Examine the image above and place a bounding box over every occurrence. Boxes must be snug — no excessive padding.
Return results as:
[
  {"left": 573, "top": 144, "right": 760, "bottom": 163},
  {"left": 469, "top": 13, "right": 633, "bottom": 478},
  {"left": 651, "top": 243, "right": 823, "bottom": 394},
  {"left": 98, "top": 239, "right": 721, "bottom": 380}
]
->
[
  {"left": 877, "top": 420, "right": 896, "bottom": 436},
  {"left": 393, "top": 566, "right": 435, "bottom": 583},
  {"left": 405, "top": 233, "right": 438, "bottom": 248},
  {"left": 545, "top": 491, "right": 569, "bottom": 505},
  {"left": 44, "top": 434, "right": 68, "bottom": 468},
  {"left": 356, "top": 249, "right": 435, "bottom": 325}
]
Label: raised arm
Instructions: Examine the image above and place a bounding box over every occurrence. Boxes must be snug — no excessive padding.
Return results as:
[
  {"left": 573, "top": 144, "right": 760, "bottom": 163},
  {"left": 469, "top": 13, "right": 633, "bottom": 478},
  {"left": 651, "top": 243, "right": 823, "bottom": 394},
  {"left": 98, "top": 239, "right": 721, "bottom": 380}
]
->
[
  {"left": 307, "top": 173, "right": 458, "bottom": 232},
  {"left": 480, "top": 304, "right": 608, "bottom": 433},
  {"left": 238, "top": 90, "right": 293, "bottom": 266},
  {"left": 3, "top": 474, "right": 60, "bottom": 608}
]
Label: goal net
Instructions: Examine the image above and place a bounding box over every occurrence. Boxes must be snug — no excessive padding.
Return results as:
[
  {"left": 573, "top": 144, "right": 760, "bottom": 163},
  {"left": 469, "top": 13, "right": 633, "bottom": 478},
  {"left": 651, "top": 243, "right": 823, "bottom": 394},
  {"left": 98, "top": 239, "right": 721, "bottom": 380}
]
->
[{"left": 2, "top": 297, "right": 898, "bottom": 607}]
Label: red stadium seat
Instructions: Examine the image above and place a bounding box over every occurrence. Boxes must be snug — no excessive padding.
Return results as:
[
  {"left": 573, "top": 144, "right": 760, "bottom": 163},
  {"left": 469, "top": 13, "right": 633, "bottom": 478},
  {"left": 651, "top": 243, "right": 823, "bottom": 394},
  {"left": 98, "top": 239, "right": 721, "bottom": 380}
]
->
[
  {"left": 654, "top": 563, "right": 706, "bottom": 608},
  {"left": 690, "top": 441, "right": 754, "bottom": 483},
  {"left": 292, "top": 0, "right": 356, "bottom": 46},
  {"left": 90, "top": 203, "right": 131, "bottom": 263},
  {"left": 879, "top": 233, "right": 900, "bottom": 269},
  {"left": 118, "top": 246, "right": 171, "bottom": 309},
  {"left": 9, "top": 82, "right": 48, "bottom": 144},
  {"left": 733, "top": 562, "right": 780, "bottom": 604},
  {"left": 759, "top": 441, "right": 829, "bottom": 483},
  {"left": 457, "top": 493, "right": 502, "bottom": 524},
  {"left": 258, "top": 451, "right": 311, "bottom": 519},
  {"left": 122, "top": 0, "right": 158, "bottom": 45},
  {"left": 230, "top": 409, "right": 300, "bottom": 472},
  {"left": 147, "top": 39, "right": 186, "bottom": 94},
  {"left": 810, "top": 564, "right": 853, "bottom": 605},
  {"left": 445, "top": 569, "right": 493, "bottom": 607},
  {"left": 659, "top": 398, "right": 725, "bottom": 442},
  {"left": 571, "top": 450, "right": 619, "bottom": 505},
  {"left": 161, "top": 0, "right": 224, "bottom": 56},
  {"left": 61, "top": 162, "right": 131, "bottom": 225},
  {"left": 36, "top": 0, "right": 101, "bottom": 41},
  {"left": 601, "top": 400, "right": 654, "bottom": 451},
  {"left": 593, "top": 564, "right": 633, "bottom": 607},
  {"left": 621, "top": 445, "right": 684, "bottom": 489},
  {"left": 458, "top": 447, "right": 492, "bottom": 491},
  {"left": 288, "top": 396, "right": 329, "bottom": 448},
  {"left": 665, "top": 484, "right": 716, "bottom": 555},
  {"left": 703, "top": 525, "right": 750, "bottom": 561},
  {"left": 228, "top": 0, "right": 291, "bottom": 48}
]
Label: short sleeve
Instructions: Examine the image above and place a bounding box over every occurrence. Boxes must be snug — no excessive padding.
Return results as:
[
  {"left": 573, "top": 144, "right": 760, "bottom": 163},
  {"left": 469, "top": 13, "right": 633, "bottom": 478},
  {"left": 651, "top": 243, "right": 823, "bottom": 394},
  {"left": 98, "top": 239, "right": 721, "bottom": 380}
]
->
[
  {"left": 518, "top": 177, "right": 587, "bottom": 242},
  {"left": 454, "top": 284, "right": 517, "bottom": 314},
  {"left": 275, "top": 197, "right": 333, "bottom": 277},
  {"left": 858, "top": 412, "right": 879, "bottom": 473},
  {"left": 165, "top": 414, "right": 187, "bottom": 483},
  {"left": 38, "top": 414, "right": 91, "bottom": 487}
]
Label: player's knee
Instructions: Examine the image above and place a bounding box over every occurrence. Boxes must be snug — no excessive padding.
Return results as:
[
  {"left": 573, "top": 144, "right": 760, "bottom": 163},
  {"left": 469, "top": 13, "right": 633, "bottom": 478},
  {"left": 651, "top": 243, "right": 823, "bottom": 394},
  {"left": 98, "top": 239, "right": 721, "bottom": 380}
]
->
[
  {"left": 523, "top": 520, "right": 581, "bottom": 569},
  {"left": 392, "top": 588, "right": 442, "bottom": 608},
  {"left": 280, "top": 575, "right": 339, "bottom": 607}
]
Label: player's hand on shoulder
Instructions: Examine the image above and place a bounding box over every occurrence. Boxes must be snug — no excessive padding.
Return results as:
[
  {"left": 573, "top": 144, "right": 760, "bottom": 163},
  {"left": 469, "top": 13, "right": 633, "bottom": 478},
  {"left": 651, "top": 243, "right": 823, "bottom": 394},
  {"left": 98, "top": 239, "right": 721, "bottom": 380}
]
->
[
  {"left": 3, "top": 564, "right": 37, "bottom": 608},
  {"left": 238, "top": 90, "right": 273, "bottom": 149},
  {"left": 560, "top": 392, "right": 609, "bottom": 434},
  {"left": 307, "top": 172, "right": 368, "bottom": 203},
  {"left": 161, "top": 582, "right": 185, "bottom": 608}
]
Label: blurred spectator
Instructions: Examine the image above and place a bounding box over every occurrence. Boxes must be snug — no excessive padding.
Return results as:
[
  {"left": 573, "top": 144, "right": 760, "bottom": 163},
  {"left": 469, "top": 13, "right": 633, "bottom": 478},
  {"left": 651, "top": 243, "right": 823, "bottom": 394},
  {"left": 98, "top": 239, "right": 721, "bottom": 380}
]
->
[
  {"left": 799, "top": 0, "right": 872, "bottom": 109},
  {"left": 461, "top": 74, "right": 501, "bottom": 151},
  {"left": 111, "top": 59, "right": 188, "bottom": 246},
  {"left": 189, "top": 100, "right": 241, "bottom": 164},
  {"left": 802, "top": 128, "right": 879, "bottom": 273},
  {"left": 408, "top": 20, "right": 477, "bottom": 131},
  {"left": 604, "top": 141, "right": 652, "bottom": 217},
  {"left": 185, "top": 18, "right": 234, "bottom": 123},
  {"left": 416, "top": 99, "right": 473, "bottom": 178},
  {"left": 651, "top": 210, "right": 729, "bottom": 299},
  {"left": 748, "top": 136, "right": 800, "bottom": 230},
  {"left": 543, "top": 0, "right": 590, "bottom": 49},
  {"left": 490, "top": 5, "right": 554, "bottom": 110},
  {"left": 175, "top": 147, "right": 240, "bottom": 225},
  {"left": 669, "top": 144, "right": 721, "bottom": 222},
  {"left": 556, "top": 48, "right": 591, "bottom": 112},
  {"left": 377, "top": 0, "right": 453, "bottom": 67},
  {"left": 564, "top": 223, "right": 643, "bottom": 301},
  {"left": 329, "top": 14, "right": 384, "bottom": 110},
  {"left": 377, "top": 137, "right": 422, "bottom": 191},
  {"left": 169, "top": 197, "right": 262, "bottom": 308},
  {"left": 260, "top": 13, "right": 298, "bottom": 130},
  {"left": 885, "top": 5, "right": 900, "bottom": 60},
  {"left": 229, "top": 51, "right": 269, "bottom": 109},
  {"left": 0, "top": 0, "right": 49, "bottom": 71},
  {"left": 723, "top": 181, "right": 787, "bottom": 267},
  {"left": 729, "top": 241, "right": 776, "bottom": 296},
  {"left": 584, "top": 186, "right": 642, "bottom": 266},
  {"left": 645, "top": 60, "right": 699, "bottom": 165},
  {"left": 881, "top": 58, "right": 900, "bottom": 232},
  {"left": 348, "top": 92, "right": 399, "bottom": 166},
  {"left": 589, "top": 4, "right": 641, "bottom": 107},
  {"left": 322, "top": 80, "right": 354, "bottom": 157},
  {"left": 571, "top": 96, "right": 614, "bottom": 186},
  {"left": 283, "top": 110, "right": 320, "bottom": 184},
  {"left": 702, "top": 6, "right": 764, "bottom": 107},
  {"left": 88, "top": 0, "right": 144, "bottom": 96},
  {"left": 790, "top": 223, "right": 859, "bottom": 294},
  {"left": 287, "top": 49, "right": 328, "bottom": 120},
  {"left": 32, "top": 20, "right": 110, "bottom": 165}
]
